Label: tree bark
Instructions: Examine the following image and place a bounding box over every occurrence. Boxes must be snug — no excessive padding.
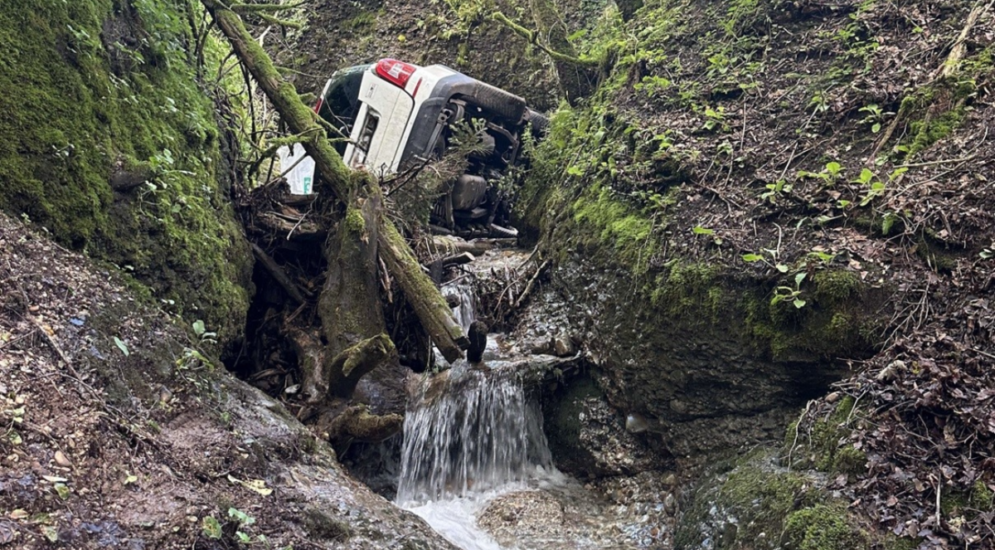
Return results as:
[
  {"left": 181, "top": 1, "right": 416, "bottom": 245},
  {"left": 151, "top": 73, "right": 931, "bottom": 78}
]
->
[
  {"left": 326, "top": 334, "right": 396, "bottom": 399},
  {"left": 527, "top": 0, "right": 595, "bottom": 103},
  {"left": 201, "top": 0, "right": 467, "bottom": 364}
]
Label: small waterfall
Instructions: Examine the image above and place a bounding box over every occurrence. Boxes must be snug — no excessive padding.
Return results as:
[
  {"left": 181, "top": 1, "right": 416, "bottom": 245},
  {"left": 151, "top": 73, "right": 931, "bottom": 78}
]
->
[
  {"left": 443, "top": 281, "right": 478, "bottom": 333},
  {"left": 396, "top": 278, "right": 556, "bottom": 550},
  {"left": 396, "top": 368, "right": 552, "bottom": 504}
]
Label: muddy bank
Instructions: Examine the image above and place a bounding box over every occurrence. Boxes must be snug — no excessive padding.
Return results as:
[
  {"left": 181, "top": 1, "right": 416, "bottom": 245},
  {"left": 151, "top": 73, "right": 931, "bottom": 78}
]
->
[{"left": 0, "top": 213, "right": 453, "bottom": 549}]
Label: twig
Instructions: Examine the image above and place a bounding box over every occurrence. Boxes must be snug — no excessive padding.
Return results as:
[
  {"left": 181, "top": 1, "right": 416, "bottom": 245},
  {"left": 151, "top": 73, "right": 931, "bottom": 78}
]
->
[
  {"left": 514, "top": 261, "right": 549, "bottom": 310},
  {"left": 250, "top": 243, "right": 307, "bottom": 303}
]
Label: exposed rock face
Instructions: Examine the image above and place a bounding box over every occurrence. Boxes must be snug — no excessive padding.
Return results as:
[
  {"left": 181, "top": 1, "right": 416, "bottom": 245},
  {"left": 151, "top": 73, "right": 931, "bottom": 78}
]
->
[{"left": 522, "top": 257, "right": 882, "bottom": 459}]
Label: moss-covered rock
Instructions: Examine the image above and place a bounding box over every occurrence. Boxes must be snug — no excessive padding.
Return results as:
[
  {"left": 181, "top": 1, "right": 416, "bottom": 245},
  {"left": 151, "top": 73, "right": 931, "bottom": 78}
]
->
[
  {"left": 0, "top": 0, "right": 253, "bottom": 344},
  {"left": 675, "top": 451, "right": 875, "bottom": 550}
]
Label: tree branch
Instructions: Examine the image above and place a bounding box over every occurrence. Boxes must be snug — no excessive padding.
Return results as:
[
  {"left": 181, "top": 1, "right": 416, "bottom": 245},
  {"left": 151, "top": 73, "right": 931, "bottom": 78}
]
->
[{"left": 491, "top": 12, "right": 598, "bottom": 67}]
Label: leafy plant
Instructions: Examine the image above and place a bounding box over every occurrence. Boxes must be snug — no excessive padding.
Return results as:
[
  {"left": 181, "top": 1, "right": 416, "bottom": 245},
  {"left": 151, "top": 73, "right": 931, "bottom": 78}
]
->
[
  {"left": 771, "top": 272, "right": 808, "bottom": 309},
  {"left": 855, "top": 167, "right": 906, "bottom": 206},
  {"left": 858, "top": 104, "right": 890, "bottom": 133},
  {"left": 702, "top": 105, "right": 730, "bottom": 132},
  {"left": 742, "top": 249, "right": 789, "bottom": 273},
  {"left": 760, "top": 179, "right": 793, "bottom": 203},
  {"left": 798, "top": 161, "right": 844, "bottom": 186},
  {"left": 202, "top": 516, "right": 223, "bottom": 539},
  {"left": 192, "top": 320, "right": 217, "bottom": 343},
  {"left": 635, "top": 75, "right": 673, "bottom": 97}
]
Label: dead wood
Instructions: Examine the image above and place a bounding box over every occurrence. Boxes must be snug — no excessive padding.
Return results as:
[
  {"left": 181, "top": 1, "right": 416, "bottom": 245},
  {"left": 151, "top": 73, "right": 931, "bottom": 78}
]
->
[
  {"left": 326, "top": 334, "right": 396, "bottom": 399},
  {"left": 251, "top": 243, "right": 307, "bottom": 303},
  {"left": 322, "top": 404, "right": 403, "bottom": 452}
]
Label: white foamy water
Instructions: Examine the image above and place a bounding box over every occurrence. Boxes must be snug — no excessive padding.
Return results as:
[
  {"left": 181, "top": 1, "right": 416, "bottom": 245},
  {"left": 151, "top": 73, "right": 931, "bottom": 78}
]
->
[
  {"left": 399, "top": 280, "right": 556, "bottom": 549},
  {"left": 397, "top": 367, "right": 552, "bottom": 503}
]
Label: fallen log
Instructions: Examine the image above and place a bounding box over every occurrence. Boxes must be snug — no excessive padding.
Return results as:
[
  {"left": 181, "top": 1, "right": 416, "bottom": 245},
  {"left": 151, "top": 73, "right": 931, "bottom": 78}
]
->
[
  {"left": 379, "top": 218, "right": 470, "bottom": 362},
  {"left": 202, "top": 0, "right": 467, "bottom": 363}
]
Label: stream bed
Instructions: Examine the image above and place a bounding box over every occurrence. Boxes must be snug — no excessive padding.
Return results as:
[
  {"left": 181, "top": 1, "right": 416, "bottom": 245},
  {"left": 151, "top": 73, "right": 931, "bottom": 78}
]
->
[{"left": 391, "top": 253, "right": 676, "bottom": 549}]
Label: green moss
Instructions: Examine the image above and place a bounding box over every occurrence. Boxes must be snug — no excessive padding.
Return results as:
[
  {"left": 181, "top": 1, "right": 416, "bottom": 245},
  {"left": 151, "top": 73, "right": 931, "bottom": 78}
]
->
[
  {"left": 571, "top": 184, "right": 655, "bottom": 265},
  {"left": 343, "top": 10, "right": 377, "bottom": 31},
  {"left": 743, "top": 270, "right": 877, "bottom": 361},
  {"left": 787, "top": 396, "right": 866, "bottom": 474},
  {"left": 971, "top": 481, "right": 994, "bottom": 510},
  {"left": 649, "top": 263, "right": 722, "bottom": 320},
  {"left": 344, "top": 207, "right": 366, "bottom": 234},
  {"left": 304, "top": 508, "right": 352, "bottom": 541},
  {"left": 782, "top": 504, "right": 868, "bottom": 550},
  {"left": 831, "top": 446, "right": 867, "bottom": 475},
  {"left": 908, "top": 106, "right": 967, "bottom": 157},
  {"left": 0, "top": 0, "right": 252, "bottom": 343},
  {"left": 813, "top": 271, "right": 861, "bottom": 305},
  {"left": 676, "top": 450, "right": 821, "bottom": 549},
  {"left": 915, "top": 236, "right": 958, "bottom": 273}
]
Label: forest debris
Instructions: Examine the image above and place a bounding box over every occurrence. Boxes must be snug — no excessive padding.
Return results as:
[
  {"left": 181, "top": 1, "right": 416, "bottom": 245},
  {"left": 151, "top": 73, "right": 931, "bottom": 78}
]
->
[
  {"left": 326, "top": 334, "right": 396, "bottom": 399},
  {"left": 202, "top": 0, "right": 467, "bottom": 363},
  {"left": 251, "top": 243, "right": 306, "bottom": 304}
]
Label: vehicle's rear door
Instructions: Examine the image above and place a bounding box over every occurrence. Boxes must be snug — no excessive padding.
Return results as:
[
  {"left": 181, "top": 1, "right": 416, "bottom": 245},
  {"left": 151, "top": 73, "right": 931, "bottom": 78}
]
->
[{"left": 357, "top": 75, "right": 414, "bottom": 174}]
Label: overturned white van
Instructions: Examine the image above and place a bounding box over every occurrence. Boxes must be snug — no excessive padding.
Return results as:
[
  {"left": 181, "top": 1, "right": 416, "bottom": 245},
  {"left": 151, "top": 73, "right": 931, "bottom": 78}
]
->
[{"left": 300, "top": 58, "right": 547, "bottom": 237}]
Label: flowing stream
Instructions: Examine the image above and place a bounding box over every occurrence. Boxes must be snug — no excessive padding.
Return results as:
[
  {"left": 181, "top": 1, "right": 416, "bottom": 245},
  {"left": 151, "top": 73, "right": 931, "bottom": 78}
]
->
[{"left": 395, "top": 281, "right": 558, "bottom": 550}]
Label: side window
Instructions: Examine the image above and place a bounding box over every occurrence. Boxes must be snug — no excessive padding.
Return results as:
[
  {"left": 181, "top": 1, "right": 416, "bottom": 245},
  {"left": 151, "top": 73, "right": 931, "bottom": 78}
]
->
[{"left": 351, "top": 112, "right": 380, "bottom": 168}]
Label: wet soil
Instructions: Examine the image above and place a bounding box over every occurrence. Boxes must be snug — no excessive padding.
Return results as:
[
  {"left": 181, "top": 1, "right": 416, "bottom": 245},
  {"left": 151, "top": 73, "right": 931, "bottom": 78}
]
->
[{"left": 0, "top": 213, "right": 455, "bottom": 549}]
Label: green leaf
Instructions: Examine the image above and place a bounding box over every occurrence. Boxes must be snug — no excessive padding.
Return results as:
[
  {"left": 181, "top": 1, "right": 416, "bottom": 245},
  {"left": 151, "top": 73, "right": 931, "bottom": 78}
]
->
[
  {"left": 237, "top": 532, "right": 252, "bottom": 543},
  {"left": 776, "top": 264, "right": 789, "bottom": 273},
  {"left": 192, "top": 320, "right": 206, "bottom": 336},
  {"left": 793, "top": 298, "right": 807, "bottom": 309},
  {"left": 113, "top": 337, "right": 129, "bottom": 357},
  {"left": 692, "top": 226, "right": 714, "bottom": 235},
  {"left": 41, "top": 526, "right": 58, "bottom": 543},
  {"left": 795, "top": 272, "right": 807, "bottom": 286},
  {"left": 825, "top": 161, "right": 842, "bottom": 176},
  {"left": 202, "top": 516, "right": 223, "bottom": 540},
  {"left": 742, "top": 254, "right": 764, "bottom": 262},
  {"left": 229, "top": 508, "right": 256, "bottom": 526},
  {"left": 872, "top": 122, "right": 881, "bottom": 133},
  {"left": 54, "top": 483, "right": 70, "bottom": 500},
  {"left": 858, "top": 168, "right": 874, "bottom": 184},
  {"left": 566, "top": 165, "right": 585, "bottom": 177}
]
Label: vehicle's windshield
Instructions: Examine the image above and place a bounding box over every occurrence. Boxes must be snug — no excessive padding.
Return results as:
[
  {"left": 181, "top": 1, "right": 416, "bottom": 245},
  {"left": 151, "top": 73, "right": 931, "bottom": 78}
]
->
[{"left": 318, "top": 64, "right": 371, "bottom": 154}]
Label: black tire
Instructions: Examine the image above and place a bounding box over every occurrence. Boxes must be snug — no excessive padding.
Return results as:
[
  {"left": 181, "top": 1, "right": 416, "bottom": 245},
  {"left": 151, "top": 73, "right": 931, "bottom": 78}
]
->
[
  {"left": 525, "top": 109, "right": 549, "bottom": 138},
  {"left": 461, "top": 81, "right": 528, "bottom": 123}
]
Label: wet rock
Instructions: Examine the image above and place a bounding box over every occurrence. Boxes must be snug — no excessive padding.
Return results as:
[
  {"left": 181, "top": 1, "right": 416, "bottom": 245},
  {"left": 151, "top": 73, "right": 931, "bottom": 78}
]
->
[
  {"left": 664, "top": 493, "right": 677, "bottom": 515},
  {"left": 553, "top": 332, "right": 576, "bottom": 357},
  {"left": 520, "top": 256, "right": 866, "bottom": 456},
  {"left": 544, "top": 375, "right": 667, "bottom": 478},
  {"left": 625, "top": 413, "right": 649, "bottom": 433},
  {"left": 662, "top": 472, "right": 677, "bottom": 487},
  {"left": 467, "top": 320, "right": 488, "bottom": 364}
]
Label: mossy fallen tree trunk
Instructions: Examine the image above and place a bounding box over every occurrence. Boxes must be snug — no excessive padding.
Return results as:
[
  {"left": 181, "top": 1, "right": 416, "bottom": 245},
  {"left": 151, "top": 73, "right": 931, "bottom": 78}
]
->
[{"left": 202, "top": 0, "right": 467, "bottom": 365}]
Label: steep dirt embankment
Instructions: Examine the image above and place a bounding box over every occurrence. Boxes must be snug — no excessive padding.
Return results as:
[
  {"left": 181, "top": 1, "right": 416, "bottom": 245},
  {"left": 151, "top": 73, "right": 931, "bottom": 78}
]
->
[
  {"left": 0, "top": 212, "right": 454, "bottom": 549},
  {"left": 0, "top": 1, "right": 252, "bottom": 346},
  {"left": 513, "top": 0, "right": 995, "bottom": 547}
]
